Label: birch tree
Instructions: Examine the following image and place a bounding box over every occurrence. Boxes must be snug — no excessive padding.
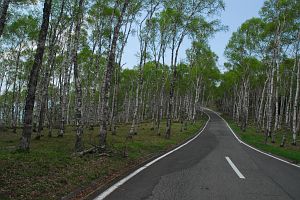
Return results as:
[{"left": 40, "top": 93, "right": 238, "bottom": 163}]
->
[
  {"left": 19, "top": 0, "right": 52, "bottom": 151},
  {"left": 98, "top": 0, "right": 129, "bottom": 150}
]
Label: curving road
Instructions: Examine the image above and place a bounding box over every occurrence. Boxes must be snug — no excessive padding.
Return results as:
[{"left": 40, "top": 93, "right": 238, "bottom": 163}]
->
[{"left": 94, "top": 109, "right": 300, "bottom": 200}]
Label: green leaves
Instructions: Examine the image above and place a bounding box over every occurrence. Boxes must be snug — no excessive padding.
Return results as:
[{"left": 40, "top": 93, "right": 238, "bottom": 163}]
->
[
  {"left": 6, "top": 15, "right": 39, "bottom": 40},
  {"left": 12, "top": 0, "right": 38, "bottom": 5}
]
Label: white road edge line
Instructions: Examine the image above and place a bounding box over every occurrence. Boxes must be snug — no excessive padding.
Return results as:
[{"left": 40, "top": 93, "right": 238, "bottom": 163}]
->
[
  {"left": 206, "top": 108, "right": 300, "bottom": 169},
  {"left": 225, "top": 156, "right": 245, "bottom": 179},
  {"left": 94, "top": 113, "right": 211, "bottom": 200}
]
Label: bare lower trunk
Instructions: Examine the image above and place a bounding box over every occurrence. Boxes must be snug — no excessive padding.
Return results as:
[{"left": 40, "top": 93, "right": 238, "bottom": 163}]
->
[
  {"left": 278, "top": 95, "right": 284, "bottom": 129},
  {"left": 257, "top": 78, "right": 268, "bottom": 131},
  {"left": 292, "top": 54, "right": 300, "bottom": 145},
  {"left": 285, "top": 64, "right": 295, "bottom": 128},
  {"left": 165, "top": 80, "right": 175, "bottom": 139},
  {"left": 129, "top": 83, "right": 139, "bottom": 136},
  {"left": 48, "top": 78, "right": 55, "bottom": 137},
  {"left": 125, "top": 89, "right": 131, "bottom": 123},
  {"left": 11, "top": 45, "right": 21, "bottom": 133},
  {"left": 266, "top": 62, "right": 275, "bottom": 144},
  {"left": 241, "top": 78, "right": 249, "bottom": 132},
  {"left": 165, "top": 38, "right": 176, "bottom": 139},
  {"left": 19, "top": 0, "right": 52, "bottom": 151},
  {"left": 274, "top": 60, "right": 280, "bottom": 132},
  {"left": 110, "top": 71, "right": 119, "bottom": 135},
  {"left": 36, "top": 40, "right": 58, "bottom": 139},
  {"left": 157, "top": 74, "right": 165, "bottom": 135},
  {"left": 55, "top": 0, "right": 69, "bottom": 137},
  {"left": 192, "top": 77, "right": 200, "bottom": 123},
  {"left": 73, "top": 0, "right": 84, "bottom": 152},
  {"left": 165, "top": 33, "right": 184, "bottom": 138},
  {"left": 99, "top": 0, "right": 129, "bottom": 149}
]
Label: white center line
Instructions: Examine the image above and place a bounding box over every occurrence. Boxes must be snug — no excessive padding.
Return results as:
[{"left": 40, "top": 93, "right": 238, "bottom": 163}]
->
[{"left": 225, "top": 156, "right": 246, "bottom": 179}]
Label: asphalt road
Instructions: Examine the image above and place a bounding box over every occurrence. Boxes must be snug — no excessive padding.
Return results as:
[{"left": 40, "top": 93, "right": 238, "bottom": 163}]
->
[{"left": 95, "top": 109, "right": 300, "bottom": 200}]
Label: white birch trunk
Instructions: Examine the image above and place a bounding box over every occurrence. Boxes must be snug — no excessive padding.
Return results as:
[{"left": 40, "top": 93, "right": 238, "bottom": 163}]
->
[{"left": 292, "top": 55, "right": 300, "bottom": 145}]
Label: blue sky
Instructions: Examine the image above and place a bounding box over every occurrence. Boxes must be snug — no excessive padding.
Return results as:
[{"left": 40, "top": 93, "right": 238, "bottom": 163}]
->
[{"left": 122, "top": 0, "right": 265, "bottom": 72}]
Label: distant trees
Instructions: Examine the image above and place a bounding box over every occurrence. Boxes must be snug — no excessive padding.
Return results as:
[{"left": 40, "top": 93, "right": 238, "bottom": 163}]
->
[
  {"left": 218, "top": 0, "right": 300, "bottom": 145},
  {"left": 0, "top": 0, "right": 223, "bottom": 152},
  {"left": 154, "top": 0, "right": 224, "bottom": 139}
]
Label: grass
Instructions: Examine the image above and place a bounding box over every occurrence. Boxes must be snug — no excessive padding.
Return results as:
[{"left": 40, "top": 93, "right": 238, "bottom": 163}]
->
[
  {"left": 0, "top": 116, "right": 207, "bottom": 200},
  {"left": 224, "top": 116, "right": 300, "bottom": 164}
]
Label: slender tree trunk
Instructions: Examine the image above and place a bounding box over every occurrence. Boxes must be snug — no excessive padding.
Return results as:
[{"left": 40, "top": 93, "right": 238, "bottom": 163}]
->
[
  {"left": 233, "top": 87, "right": 237, "bottom": 121},
  {"left": 297, "top": 107, "right": 300, "bottom": 136},
  {"left": 165, "top": 33, "right": 184, "bottom": 139},
  {"left": 73, "top": 0, "right": 85, "bottom": 152},
  {"left": 257, "top": 78, "right": 268, "bottom": 131},
  {"left": 48, "top": 76, "right": 55, "bottom": 137},
  {"left": 236, "top": 89, "right": 242, "bottom": 124},
  {"left": 285, "top": 63, "right": 295, "bottom": 128},
  {"left": 36, "top": 42, "right": 57, "bottom": 139},
  {"left": 192, "top": 77, "right": 201, "bottom": 123},
  {"left": 0, "top": 73, "right": 4, "bottom": 96},
  {"left": 15, "top": 81, "right": 21, "bottom": 128},
  {"left": 129, "top": 40, "right": 147, "bottom": 136},
  {"left": 165, "top": 36, "right": 176, "bottom": 139},
  {"left": 110, "top": 68, "right": 119, "bottom": 135},
  {"left": 3, "top": 81, "right": 9, "bottom": 126},
  {"left": 292, "top": 55, "right": 300, "bottom": 145},
  {"left": 37, "top": 0, "right": 65, "bottom": 139},
  {"left": 0, "top": 74, "right": 5, "bottom": 127},
  {"left": 241, "top": 78, "right": 249, "bottom": 131},
  {"left": 19, "top": 0, "right": 52, "bottom": 151},
  {"left": 59, "top": 20, "right": 73, "bottom": 137},
  {"left": 278, "top": 95, "right": 284, "bottom": 129},
  {"left": 11, "top": 44, "right": 22, "bottom": 133},
  {"left": 129, "top": 81, "right": 139, "bottom": 136},
  {"left": 125, "top": 87, "right": 131, "bottom": 123},
  {"left": 266, "top": 61, "right": 275, "bottom": 144},
  {"left": 111, "top": 17, "right": 133, "bottom": 133},
  {"left": 99, "top": 0, "right": 129, "bottom": 149},
  {"left": 156, "top": 48, "right": 166, "bottom": 135},
  {"left": 0, "top": 0, "right": 10, "bottom": 37},
  {"left": 274, "top": 58, "right": 281, "bottom": 132},
  {"left": 157, "top": 76, "right": 165, "bottom": 135}
]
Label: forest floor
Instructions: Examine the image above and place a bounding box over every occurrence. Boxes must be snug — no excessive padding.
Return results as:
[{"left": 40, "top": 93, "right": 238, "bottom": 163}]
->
[
  {"left": 0, "top": 115, "right": 207, "bottom": 200},
  {"left": 225, "top": 117, "right": 300, "bottom": 164}
]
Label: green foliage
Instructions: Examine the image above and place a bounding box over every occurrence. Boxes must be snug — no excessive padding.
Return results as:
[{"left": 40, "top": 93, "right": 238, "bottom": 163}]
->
[
  {"left": 5, "top": 15, "right": 39, "bottom": 41},
  {"left": 0, "top": 0, "right": 224, "bottom": 197}
]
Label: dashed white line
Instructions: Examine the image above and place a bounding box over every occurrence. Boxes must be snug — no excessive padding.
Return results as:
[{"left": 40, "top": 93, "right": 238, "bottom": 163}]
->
[
  {"left": 225, "top": 156, "right": 246, "bottom": 179},
  {"left": 206, "top": 108, "right": 300, "bottom": 169}
]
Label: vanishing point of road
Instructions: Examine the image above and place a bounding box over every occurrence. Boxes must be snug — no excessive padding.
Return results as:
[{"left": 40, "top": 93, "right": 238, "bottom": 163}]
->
[{"left": 93, "top": 109, "right": 300, "bottom": 200}]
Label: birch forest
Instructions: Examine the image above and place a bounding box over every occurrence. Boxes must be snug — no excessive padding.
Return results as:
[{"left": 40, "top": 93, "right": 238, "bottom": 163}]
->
[
  {"left": 217, "top": 0, "right": 300, "bottom": 146},
  {"left": 0, "top": 0, "right": 299, "bottom": 152},
  {"left": 1, "top": 0, "right": 300, "bottom": 199},
  {"left": 0, "top": 0, "right": 223, "bottom": 153}
]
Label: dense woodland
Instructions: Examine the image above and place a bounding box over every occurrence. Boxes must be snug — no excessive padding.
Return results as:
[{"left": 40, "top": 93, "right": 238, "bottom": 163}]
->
[
  {"left": 0, "top": 0, "right": 223, "bottom": 153},
  {"left": 217, "top": 0, "right": 300, "bottom": 146},
  {"left": 0, "top": 0, "right": 299, "bottom": 155},
  {"left": 1, "top": 1, "right": 300, "bottom": 199}
]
